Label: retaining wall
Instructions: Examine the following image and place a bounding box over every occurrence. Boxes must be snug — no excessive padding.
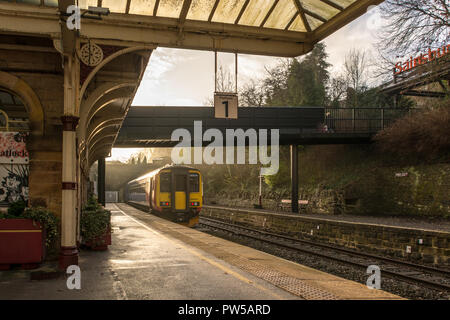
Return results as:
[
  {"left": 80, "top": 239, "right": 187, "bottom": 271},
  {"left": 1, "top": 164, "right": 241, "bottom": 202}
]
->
[{"left": 201, "top": 206, "right": 450, "bottom": 266}]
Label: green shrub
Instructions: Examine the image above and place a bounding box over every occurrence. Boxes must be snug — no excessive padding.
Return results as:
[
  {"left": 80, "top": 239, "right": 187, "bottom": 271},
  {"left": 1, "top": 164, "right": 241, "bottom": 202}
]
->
[
  {"left": 374, "top": 102, "right": 450, "bottom": 162},
  {"left": 0, "top": 200, "right": 59, "bottom": 248},
  {"left": 80, "top": 197, "right": 111, "bottom": 244},
  {"left": 22, "top": 207, "right": 59, "bottom": 249},
  {"left": 7, "top": 200, "right": 26, "bottom": 217}
]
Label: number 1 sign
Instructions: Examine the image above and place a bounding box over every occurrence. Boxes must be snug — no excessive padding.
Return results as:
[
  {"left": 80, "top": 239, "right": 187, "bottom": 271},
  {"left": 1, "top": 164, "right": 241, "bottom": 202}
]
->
[{"left": 214, "top": 93, "right": 238, "bottom": 119}]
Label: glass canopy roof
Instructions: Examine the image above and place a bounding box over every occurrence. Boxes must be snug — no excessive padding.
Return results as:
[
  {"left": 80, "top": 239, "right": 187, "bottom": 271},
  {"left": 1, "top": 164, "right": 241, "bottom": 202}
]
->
[{"left": 9, "top": 0, "right": 359, "bottom": 33}]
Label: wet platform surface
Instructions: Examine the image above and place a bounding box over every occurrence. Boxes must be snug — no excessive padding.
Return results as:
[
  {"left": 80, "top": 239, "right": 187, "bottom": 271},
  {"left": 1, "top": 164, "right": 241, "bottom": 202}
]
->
[{"left": 0, "top": 203, "right": 403, "bottom": 300}]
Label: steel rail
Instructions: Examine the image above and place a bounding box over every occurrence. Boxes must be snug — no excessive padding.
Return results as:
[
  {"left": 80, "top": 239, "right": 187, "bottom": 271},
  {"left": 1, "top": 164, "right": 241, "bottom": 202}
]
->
[{"left": 199, "top": 217, "right": 450, "bottom": 293}]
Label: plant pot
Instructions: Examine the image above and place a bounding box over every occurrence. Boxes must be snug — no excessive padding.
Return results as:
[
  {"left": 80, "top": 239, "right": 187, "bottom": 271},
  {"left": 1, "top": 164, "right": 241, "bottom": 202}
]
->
[
  {"left": 0, "top": 219, "right": 43, "bottom": 268},
  {"left": 84, "top": 226, "right": 111, "bottom": 251}
]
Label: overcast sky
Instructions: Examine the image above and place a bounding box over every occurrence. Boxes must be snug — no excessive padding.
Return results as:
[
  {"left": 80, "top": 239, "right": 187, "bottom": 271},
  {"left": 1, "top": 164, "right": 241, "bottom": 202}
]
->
[{"left": 110, "top": 5, "right": 383, "bottom": 162}]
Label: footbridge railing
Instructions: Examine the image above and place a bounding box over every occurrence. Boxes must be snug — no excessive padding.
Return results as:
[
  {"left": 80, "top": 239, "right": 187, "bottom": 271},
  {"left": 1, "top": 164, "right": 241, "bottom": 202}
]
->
[{"left": 323, "top": 107, "right": 413, "bottom": 134}]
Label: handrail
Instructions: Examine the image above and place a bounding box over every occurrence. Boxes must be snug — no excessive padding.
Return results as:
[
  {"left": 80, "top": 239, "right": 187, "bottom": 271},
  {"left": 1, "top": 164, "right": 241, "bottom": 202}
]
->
[{"left": 320, "top": 107, "right": 413, "bottom": 134}]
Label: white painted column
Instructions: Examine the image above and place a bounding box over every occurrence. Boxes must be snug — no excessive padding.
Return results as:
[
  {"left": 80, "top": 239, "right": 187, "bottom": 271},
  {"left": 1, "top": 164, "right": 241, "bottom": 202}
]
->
[{"left": 59, "top": 54, "right": 80, "bottom": 270}]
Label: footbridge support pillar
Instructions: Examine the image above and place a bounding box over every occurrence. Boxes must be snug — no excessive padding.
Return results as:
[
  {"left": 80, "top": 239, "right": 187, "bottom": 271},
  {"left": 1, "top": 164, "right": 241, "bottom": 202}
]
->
[{"left": 290, "top": 145, "right": 299, "bottom": 214}]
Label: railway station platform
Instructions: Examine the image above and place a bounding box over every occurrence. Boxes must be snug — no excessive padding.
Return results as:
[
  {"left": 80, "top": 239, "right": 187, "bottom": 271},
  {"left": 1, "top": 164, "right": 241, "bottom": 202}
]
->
[{"left": 0, "top": 204, "right": 402, "bottom": 300}]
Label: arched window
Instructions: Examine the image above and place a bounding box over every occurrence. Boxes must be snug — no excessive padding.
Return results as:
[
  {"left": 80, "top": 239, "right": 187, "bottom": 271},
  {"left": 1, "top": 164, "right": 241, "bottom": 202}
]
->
[
  {"left": 0, "top": 88, "right": 30, "bottom": 132},
  {"left": 0, "top": 88, "right": 30, "bottom": 206}
]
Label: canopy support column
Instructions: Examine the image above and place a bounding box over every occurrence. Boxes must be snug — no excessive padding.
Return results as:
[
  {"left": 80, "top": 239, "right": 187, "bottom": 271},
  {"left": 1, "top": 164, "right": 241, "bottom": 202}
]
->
[
  {"left": 98, "top": 157, "right": 106, "bottom": 207},
  {"left": 59, "top": 54, "right": 80, "bottom": 271}
]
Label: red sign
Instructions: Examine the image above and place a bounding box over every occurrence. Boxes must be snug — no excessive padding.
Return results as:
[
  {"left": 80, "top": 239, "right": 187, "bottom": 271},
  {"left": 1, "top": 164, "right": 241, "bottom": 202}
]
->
[
  {"left": 0, "top": 132, "right": 29, "bottom": 164},
  {"left": 394, "top": 44, "right": 450, "bottom": 76}
]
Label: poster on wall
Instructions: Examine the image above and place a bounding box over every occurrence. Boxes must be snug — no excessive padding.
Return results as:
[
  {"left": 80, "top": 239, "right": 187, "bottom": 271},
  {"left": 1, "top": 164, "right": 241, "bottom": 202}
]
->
[
  {"left": 0, "top": 132, "right": 29, "bottom": 205},
  {"left": 0, "top": 132, "right": 29, "bottom": 164}
]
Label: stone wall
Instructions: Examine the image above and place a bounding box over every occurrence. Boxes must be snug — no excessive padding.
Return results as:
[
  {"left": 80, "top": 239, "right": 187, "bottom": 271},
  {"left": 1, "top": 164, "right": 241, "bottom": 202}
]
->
[
  {"left": 201, "top": 206, "right": 450, "bottom": 266},
  {"left": 1, "top": 47, "right": 64, "bottom": 217},
  {"left": 205, "top": 145, "right": 450, "bottom": 218},
  {"left": 206, "top": 186, "right": 346, "bottom": 215}
]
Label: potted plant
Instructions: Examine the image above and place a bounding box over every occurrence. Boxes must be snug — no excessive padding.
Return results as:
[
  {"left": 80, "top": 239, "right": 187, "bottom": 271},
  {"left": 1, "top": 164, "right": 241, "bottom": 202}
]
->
[
  {"left": 80, "top": 197, "right": 111, "bottom": 251},
  {"left": 0, "top": 201, "right": 58, "bottom": 270}
]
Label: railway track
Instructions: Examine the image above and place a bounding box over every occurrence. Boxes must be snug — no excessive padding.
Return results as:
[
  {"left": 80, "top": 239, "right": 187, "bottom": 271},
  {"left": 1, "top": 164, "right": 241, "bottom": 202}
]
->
[{"left": 199, "top": 216, "right": 450, "bottom": 294}]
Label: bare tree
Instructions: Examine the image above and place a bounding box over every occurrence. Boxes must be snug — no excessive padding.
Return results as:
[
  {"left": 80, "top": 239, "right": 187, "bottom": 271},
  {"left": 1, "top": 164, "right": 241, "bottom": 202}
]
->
[
  {"left": 328, "top": 75, "right": 348, "bottom": 107},
  {"left": 377, "top": 0, "right": 449, "bottom": 58},
  {"left": 344, "top": 49, "right": 369, "bottom": 92},
  {"left": 239, "top": 80, "right": 265, "bottom": 107},
  {"left": 204, "top": 65, "right": 236, "bottom": 106},
  {"left": 216, "top": 65, "right": 235, "bottom": 93}
]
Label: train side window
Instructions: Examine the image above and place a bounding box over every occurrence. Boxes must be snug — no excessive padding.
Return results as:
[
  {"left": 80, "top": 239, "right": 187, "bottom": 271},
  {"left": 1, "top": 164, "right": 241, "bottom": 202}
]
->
[
  {"left": 160, "top": 173, "right": 171, "bottom": 192},
  {"left": 189, "top": 173, "right": 199, "bottom": 192}
]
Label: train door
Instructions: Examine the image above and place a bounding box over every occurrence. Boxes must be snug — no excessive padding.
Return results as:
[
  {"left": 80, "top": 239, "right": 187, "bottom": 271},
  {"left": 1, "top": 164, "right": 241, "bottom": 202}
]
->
[
  {"left": 159, "top": 172, "right": 171, "bottom": 208},
  {"left": 174, "top": 174, "right": 187, "bottom": 211},
  {"left": 148, "top": 177, "right": 153, "bottom": 209}
]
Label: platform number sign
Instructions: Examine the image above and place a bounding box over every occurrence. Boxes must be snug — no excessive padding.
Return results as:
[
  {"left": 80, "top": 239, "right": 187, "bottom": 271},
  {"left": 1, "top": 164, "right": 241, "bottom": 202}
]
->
[{"left": 214, "top": 93, "right": 238, "bottom": 119}]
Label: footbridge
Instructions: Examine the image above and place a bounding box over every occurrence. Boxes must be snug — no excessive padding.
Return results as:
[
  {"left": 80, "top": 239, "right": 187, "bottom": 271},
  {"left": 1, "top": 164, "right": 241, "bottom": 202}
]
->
[
  {"left": 114, "top": 105, "right": 408, "bottom": 214},
  {"left": 115, "top": 106, "right": 408, "bottom": 147}
]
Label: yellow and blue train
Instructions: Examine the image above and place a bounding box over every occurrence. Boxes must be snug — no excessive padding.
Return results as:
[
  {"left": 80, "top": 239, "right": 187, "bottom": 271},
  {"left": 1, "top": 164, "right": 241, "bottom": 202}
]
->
[{"left": 126, "top": 165, "right": 203, "bottom": 227}]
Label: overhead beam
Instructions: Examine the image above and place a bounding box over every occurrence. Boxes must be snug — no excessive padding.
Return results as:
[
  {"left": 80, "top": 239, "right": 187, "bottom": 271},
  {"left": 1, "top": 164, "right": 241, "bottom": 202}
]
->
[
  {"left": 401, "top": 90, "right": 447, "bottom": 98},
  {"left": 320, "top": 0, "right": 344, "bottom": 11},
  {"left": 89, "top": 145, "right": 113, "bottom": 168},
  {"left": 87, "top": 118, "right": 123, "bottom": 145},
  {"left": 0, "top": 4, "right": 59, "bottom": 35},
  {"left": 313, "top": 0, "right": 384, "bottom": 41},
  {"left": 96, "top": 11, "right": 309, "bottom": 42},
  {"left": 293, "top": 0, "right": 312, "bottom": 32},
  {"left": 153, "top": 0, "right": 160, "bottom": 16},
  {"left": 89, "top": 134, "right": 117, "bottom": 152},
  {"left": 235, "top": 0, "right": 250, "bottom": 25},
  {"left": 260, "top": 0, "right": 279, "bottom": 28},
  {"left": 208, "top": 0, "right": 220, "bottom": 22},
  {"left": 179, "top": 0, "right": 192, "bottom": 26},
  {"left": 80, "top": 14, "right": 312, "bottom": 57},
  {"left": 86, "top": 92, "right": 132, "bottom": 126},
  {"left": 0, "top": 43, "right": 56, "bottom": 53},
  {"left": 304, "top": 9, "right": 327, "bottom": 24},
  {"left": 285, "top": 13, "right": 299, "bottom": 31}
]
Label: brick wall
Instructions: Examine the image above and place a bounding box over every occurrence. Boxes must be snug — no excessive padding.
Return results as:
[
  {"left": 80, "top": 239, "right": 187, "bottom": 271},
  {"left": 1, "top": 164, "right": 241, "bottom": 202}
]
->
[{"left": 201, "top": 206, "right": 450, "bottom": 266}]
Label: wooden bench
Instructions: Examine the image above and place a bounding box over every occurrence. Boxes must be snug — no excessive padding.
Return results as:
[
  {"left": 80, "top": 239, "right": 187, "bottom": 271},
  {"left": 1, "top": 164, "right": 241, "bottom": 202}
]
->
[{"left": 278, "top": 199, "right": 309, "bottom": 212}]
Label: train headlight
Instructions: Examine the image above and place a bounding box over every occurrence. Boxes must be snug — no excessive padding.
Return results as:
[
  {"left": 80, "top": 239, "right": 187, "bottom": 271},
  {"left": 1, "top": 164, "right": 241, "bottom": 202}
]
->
[
  {"left": 190, "top": 202, "right": 200, "bottom": 207},
  {"left": 160, "top": 202, "right": 170, "bottom": 207}
]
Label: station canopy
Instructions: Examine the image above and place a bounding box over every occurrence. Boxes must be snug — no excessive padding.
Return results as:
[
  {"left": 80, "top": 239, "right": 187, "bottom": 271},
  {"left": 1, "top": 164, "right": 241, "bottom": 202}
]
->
[
  {"left": 7, "top": 0, "right": 383, "bottom": 57},
  {"left": 75, "top": 0, "right": 355, "bottom": 32}
]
